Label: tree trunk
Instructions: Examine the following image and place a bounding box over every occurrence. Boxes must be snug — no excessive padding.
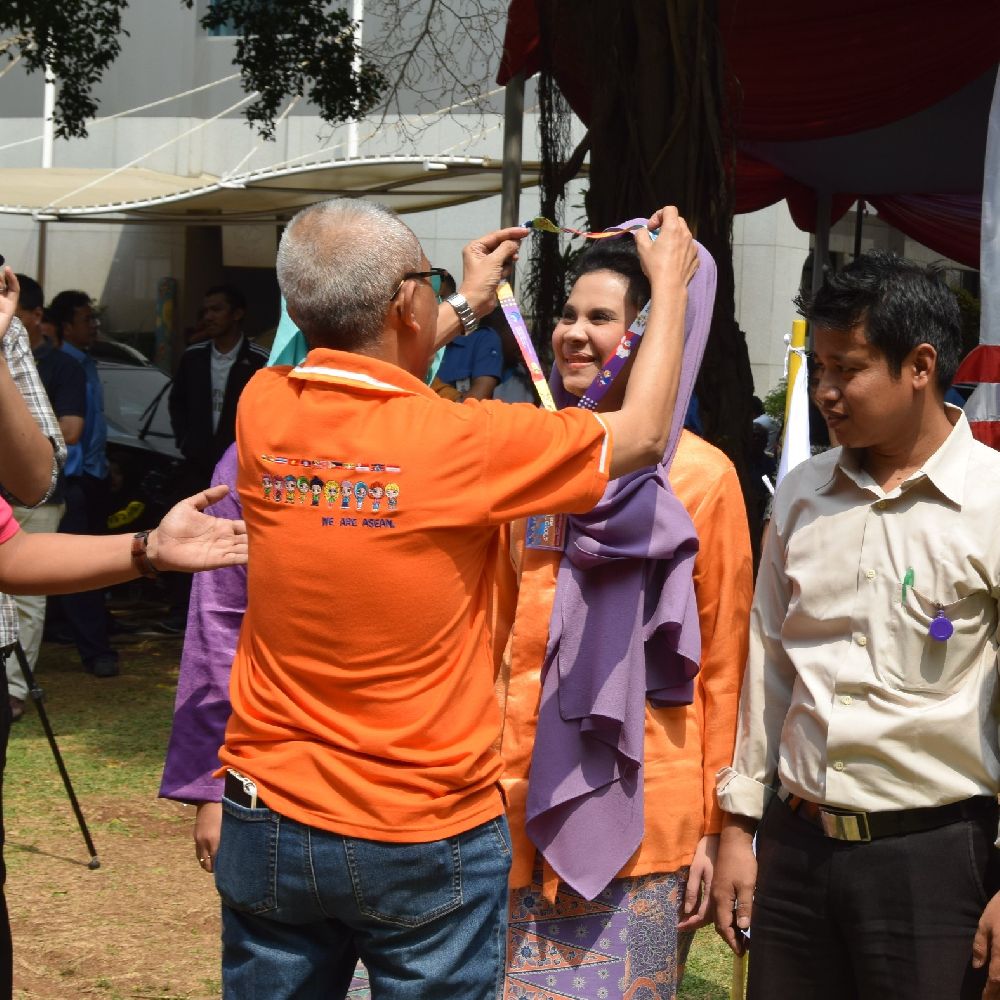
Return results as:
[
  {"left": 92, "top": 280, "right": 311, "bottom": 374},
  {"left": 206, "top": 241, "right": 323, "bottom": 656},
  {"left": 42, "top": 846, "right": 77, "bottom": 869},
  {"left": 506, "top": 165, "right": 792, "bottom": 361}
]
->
[{"left": 541, "top": 0, "right": 762, "bottom": 552}]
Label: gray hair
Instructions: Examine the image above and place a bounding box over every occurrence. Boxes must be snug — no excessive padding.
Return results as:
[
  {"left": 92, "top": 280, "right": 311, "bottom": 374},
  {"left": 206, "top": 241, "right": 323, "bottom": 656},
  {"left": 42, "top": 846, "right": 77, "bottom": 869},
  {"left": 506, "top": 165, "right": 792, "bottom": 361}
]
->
[{"left": 276, "top": 199, "right": 422, "bottom": 351}]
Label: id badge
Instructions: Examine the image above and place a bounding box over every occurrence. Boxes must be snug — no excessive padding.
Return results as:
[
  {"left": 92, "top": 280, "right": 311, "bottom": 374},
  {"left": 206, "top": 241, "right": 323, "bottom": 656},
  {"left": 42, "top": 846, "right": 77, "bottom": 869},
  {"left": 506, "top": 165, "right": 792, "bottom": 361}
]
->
[{"left": 525, "top": 513, "right": 567, "bottom": 551}]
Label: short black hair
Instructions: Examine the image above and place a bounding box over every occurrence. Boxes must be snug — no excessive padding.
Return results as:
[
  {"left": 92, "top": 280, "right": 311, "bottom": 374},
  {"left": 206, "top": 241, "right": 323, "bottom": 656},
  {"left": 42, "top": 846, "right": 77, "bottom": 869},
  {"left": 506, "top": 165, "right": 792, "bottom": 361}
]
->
[
  {"left": 204, "top": 284, "right": 247, "bottom": 312},
  {"left": 795, "top": 251, "right": 962, "bottom": 392},
  {"left": 14, "top": 274, "right": 43, "bottom": 312},
  {"left": 49, "top": 290, "right": 92, "bottom": 332},
  {"left": 573, "top": 237, "right": 650, "bottom": 311}
]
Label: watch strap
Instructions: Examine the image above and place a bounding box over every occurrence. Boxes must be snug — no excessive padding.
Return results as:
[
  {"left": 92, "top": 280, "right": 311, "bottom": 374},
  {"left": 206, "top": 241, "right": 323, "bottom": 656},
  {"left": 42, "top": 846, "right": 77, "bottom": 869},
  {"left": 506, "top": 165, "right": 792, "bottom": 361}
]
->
[
  {"left": 445, "top": 293, "right": 479, "bottom": 335},
  {"left": 131, "top": 529, "right": 159, "bottom": 580}
]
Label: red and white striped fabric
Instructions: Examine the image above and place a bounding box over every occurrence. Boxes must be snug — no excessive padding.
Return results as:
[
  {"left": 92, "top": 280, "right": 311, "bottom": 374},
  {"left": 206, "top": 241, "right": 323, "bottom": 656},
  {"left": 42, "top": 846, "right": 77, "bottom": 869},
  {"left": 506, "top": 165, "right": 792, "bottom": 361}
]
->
[{"left": 957, "top": 69, "right": 1000, "bottom": 447}]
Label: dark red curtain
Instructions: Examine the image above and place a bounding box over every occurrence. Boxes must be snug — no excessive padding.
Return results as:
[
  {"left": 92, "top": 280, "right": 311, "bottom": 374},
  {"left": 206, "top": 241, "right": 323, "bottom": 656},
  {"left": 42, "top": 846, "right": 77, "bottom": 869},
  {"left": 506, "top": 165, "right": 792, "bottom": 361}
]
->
[
  {"left": 498, "top": 1, "right": 1000, "bottom": 264},
  {"left": 500, "top": 1, "right": 1000, "bottom": 140}
]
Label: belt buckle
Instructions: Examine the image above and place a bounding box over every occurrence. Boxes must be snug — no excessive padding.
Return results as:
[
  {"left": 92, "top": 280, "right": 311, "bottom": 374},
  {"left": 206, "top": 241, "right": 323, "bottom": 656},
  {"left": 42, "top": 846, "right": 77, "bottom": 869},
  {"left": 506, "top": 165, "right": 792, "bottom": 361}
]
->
[{"left": 820, "top": 808, "right": 871, "bottom": 842}]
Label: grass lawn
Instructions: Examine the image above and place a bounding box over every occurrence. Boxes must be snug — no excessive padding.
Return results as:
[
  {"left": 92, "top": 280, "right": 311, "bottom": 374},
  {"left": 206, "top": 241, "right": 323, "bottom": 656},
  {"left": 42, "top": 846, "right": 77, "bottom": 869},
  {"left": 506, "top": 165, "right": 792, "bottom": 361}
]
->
[{"left": 4, "top": 623, "right": 738, "bottom": 998}]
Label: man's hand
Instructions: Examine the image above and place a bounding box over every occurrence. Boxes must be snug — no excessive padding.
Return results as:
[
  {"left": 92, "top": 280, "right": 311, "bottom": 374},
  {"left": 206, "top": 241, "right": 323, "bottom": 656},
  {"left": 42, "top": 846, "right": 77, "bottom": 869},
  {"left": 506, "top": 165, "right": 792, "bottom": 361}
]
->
[
  {"left": 711, "top": 815, "right": 757, "bottom": 954},
  {"left": 635, "top": 206, "right": 699, "bottom": 291},
  {"left": 194, "top": 801, "right": 222, "bottom": 874},
  {"left": 0, "top": 267, "right": 20, "bottom": 343},
  {"left": 973, "top": 890, "right": 1000, "bottom": 997},
  {"left": 149, "top": 485, "right": 248, "bottom": 573},
  {"left": 457, "top": 225, "right": 530, "bottom": 318},
  {"left": 678, "top": 834, "right": 718, "bottom": 931}
]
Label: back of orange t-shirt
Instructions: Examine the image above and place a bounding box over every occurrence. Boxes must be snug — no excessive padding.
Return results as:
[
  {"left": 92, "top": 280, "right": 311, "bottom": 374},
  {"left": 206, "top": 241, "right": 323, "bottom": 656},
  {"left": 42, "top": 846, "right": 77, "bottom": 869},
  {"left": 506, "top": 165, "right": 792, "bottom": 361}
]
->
[{"left": 220, "top": 350, "right": 610, "bottom": 842}]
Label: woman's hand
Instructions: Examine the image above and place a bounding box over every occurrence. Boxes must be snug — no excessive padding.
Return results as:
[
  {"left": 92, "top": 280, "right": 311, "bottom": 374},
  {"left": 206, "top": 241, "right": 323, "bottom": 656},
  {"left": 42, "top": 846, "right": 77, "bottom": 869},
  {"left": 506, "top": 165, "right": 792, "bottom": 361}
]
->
[
  {"left": 678, "top": 833, "right": 719, "bottom": 931},
  {"left": 634, "top": 206, "right": 699, "bottom": 290},
  {"left": 194, "top": 801, "right": 222, "bottom": 874}
]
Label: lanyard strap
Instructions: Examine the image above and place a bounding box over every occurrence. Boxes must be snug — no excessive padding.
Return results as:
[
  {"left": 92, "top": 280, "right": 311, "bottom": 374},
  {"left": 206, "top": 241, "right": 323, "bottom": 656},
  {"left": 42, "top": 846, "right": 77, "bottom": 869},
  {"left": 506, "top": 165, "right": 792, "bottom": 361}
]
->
[{"left": 498, "top": 217, "right": 655, "bottom": 412}]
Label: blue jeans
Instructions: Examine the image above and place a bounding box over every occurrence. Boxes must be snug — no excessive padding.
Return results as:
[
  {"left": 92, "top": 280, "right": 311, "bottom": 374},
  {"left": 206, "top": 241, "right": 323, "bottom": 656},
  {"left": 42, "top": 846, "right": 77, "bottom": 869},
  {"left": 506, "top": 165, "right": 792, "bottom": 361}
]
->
[{"left": 216, "top": 797, "right": 511, "bottom": 1000}]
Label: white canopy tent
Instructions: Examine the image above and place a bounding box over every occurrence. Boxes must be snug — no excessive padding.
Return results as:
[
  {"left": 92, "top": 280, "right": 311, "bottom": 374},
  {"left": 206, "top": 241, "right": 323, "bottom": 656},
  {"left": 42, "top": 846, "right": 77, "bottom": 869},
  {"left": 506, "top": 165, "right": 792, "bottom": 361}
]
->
[{"left": 0, "top": 155, "right": 549, "bottom": 224}]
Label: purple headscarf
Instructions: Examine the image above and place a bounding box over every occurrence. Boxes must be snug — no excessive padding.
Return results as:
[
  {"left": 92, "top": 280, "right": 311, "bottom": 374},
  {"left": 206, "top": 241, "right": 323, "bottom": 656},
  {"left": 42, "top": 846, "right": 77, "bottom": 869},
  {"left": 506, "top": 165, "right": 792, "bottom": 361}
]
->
[{"left": 525, "top": 243, "right": 717, "bottom": 899}]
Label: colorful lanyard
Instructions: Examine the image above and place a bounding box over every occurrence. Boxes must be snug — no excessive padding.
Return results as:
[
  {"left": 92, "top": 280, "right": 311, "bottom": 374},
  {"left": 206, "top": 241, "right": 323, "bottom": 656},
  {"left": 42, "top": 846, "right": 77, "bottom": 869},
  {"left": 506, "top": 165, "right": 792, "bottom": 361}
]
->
[
  {"left": 524, "top": 217, "right": 650, "bottom": 240},
  {"left": 503, "top": 217, "right": 655, "bottom": 551},
  {"left": 497, "top": 217, "right": 655, "bottom": 412}
]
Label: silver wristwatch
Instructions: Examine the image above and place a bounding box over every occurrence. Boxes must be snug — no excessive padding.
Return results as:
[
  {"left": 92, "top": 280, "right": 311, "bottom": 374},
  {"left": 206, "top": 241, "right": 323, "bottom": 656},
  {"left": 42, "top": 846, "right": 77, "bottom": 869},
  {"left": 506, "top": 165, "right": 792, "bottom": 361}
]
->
[{"left": 445, "top": 292, "right": 479, "bottom": 335}]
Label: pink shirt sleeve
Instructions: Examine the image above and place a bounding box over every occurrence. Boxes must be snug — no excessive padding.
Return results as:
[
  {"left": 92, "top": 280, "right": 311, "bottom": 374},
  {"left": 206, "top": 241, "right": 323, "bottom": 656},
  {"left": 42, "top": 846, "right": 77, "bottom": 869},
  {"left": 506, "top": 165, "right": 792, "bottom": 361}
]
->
[{"left": 0, "top": 498, "right": 18, "bottom": 544}]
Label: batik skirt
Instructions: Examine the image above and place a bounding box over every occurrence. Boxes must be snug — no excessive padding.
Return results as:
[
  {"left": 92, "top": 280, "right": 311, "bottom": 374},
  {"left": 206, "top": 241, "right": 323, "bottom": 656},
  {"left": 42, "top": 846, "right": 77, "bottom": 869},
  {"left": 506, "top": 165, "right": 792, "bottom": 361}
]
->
[{"left": 504, "top": 868, "right": 695, "bottom": 1000}]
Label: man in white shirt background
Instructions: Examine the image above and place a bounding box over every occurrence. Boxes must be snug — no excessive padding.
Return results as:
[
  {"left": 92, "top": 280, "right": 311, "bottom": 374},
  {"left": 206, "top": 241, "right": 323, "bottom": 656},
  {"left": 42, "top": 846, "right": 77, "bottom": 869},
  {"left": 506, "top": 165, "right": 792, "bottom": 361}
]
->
[
  {"left": 166, "top": 286, "right": 267, "bottom": 631},
  {"left": 168, "top": 285, "right": 268, "bottom": 489},
  {"left": 712, "top": 251, "right": 1000, "bottom": 1000}
]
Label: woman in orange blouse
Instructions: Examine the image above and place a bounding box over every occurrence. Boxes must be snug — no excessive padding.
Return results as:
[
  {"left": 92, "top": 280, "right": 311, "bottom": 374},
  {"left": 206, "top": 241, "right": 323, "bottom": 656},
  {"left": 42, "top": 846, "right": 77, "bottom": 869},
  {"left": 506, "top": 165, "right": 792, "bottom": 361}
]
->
[{"left": 497, "top": 237, "right": 753, "bottom": 999}]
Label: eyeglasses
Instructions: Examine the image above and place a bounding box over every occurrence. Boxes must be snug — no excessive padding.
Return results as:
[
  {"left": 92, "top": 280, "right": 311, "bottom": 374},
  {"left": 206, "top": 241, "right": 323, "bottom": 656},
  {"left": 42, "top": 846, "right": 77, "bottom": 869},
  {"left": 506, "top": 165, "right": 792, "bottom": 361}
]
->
[{"left": 390, "top": 267, "right": 450, "bottom": 300}]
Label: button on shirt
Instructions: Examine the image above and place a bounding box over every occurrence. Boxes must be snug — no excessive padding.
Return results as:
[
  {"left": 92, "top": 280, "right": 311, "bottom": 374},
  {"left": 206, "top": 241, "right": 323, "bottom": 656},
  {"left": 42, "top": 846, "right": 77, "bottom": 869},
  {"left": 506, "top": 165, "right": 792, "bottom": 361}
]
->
[{"left": 717, "top": 407, "right": 1000, "bottom": 818}]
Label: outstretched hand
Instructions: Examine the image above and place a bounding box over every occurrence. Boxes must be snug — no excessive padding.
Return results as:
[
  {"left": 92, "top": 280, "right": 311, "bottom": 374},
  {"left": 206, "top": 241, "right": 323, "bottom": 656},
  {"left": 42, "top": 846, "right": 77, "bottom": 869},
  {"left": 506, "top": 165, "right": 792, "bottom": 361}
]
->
[
  {"left": 151, "top": 485, "right": 248, "bottom": 573},
  {"left": 635, "top": 206, "right": 699, "bottom": 289},
  {"left": 458, "top": 225, "right": 530, "bottom": 317}
]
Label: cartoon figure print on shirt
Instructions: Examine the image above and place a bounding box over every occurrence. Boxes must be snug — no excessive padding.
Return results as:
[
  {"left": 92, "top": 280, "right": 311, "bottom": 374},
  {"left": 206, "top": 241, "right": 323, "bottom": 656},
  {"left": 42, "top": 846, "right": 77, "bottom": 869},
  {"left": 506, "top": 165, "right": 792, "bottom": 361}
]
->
[{"left": 256, "top": 455, "right": 401, "bottom": 528}]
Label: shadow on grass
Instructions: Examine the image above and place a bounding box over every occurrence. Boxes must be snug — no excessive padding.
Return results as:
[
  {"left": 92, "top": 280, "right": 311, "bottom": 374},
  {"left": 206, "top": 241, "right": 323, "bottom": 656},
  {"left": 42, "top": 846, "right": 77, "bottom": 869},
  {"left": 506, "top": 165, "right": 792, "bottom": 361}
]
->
[{"left": 6, "top": 841, "right": 96, "bottom": 870}]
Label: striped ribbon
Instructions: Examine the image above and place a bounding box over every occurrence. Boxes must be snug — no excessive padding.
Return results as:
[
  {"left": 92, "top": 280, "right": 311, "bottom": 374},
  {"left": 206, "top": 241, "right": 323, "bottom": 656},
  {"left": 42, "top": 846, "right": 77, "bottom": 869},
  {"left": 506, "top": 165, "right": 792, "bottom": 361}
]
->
[{"left": 497, "top": 218, "right": 656, "bottom": 411}]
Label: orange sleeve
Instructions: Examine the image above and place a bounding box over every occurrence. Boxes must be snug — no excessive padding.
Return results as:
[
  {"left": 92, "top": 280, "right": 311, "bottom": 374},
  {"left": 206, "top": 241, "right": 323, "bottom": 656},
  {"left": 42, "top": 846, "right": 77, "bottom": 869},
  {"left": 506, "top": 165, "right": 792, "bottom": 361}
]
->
[
  {"left": 690, "top": 463, "right": 753, "bottom": 834},
  {"left": 478, "top": 403, "right": 611, "bottom": 524}
]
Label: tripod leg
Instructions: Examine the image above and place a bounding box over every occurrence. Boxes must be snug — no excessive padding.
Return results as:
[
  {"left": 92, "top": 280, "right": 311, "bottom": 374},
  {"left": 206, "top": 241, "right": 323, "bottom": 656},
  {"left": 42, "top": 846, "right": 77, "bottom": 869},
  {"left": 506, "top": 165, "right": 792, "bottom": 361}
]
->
[{"left": 11, "top": 642, "right": 100, "bottom": 869}]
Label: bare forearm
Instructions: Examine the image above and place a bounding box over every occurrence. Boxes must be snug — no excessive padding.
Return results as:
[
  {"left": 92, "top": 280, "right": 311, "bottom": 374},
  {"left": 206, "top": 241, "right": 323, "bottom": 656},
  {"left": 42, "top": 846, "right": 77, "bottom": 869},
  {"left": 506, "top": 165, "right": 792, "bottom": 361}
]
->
[
  {"left": 0, "top": 361, "right": 54, "bottom": 505},
  {"left": 0, "top": 531, "right": 141, "bottom": 594}
]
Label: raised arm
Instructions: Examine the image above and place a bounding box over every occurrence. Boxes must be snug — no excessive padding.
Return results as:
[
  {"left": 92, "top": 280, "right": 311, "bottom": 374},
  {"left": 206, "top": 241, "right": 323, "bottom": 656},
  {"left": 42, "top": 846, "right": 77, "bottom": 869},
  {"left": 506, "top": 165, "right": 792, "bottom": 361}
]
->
[
  {"left": 434, "top": 225, "right": 529, "bottom": 349},
  {"left": 0, "top": 485, "right": 247, "bottom": 593},
  {"left": 599, "top": 207, "right": 699, "bottom": 479},
  {"left": 0, "top": 269, "right": 58, "bottom": 505}
]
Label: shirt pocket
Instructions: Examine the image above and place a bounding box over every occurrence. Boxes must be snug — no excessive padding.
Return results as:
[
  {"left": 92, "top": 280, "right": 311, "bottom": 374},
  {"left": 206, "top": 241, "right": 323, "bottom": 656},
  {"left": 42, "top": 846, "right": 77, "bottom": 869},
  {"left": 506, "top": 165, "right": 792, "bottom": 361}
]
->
[{"left": 885, "top": 584, "right": 997, "bottom": 696}]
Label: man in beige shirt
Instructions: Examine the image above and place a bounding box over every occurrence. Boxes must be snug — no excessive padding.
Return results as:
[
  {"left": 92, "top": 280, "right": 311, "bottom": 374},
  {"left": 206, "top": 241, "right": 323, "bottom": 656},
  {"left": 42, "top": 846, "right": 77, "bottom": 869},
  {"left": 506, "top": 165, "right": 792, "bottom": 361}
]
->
[{"left": 712, "top": 251, "right": 1000, "bottom": 1000}]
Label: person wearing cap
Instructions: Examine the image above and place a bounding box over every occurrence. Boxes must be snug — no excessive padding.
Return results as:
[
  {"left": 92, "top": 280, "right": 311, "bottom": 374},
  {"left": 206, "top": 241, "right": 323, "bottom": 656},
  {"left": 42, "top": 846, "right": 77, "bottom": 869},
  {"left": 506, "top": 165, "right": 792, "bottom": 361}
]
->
[
  {"left": 712, "top": 251, "right": 1000, "bottom": 1000},
  {"left": 209, "top": 197, "right": 697, "bottom": 999}
]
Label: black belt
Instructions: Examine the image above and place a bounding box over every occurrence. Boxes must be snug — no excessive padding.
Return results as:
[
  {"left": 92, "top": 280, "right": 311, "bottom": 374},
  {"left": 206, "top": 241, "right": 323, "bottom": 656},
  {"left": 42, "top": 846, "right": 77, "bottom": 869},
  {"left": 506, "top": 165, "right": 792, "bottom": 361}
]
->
[
  {"left": 224, "top": 770, "right": 265, "bottom": 810},
  {"left": 778, "top": 788, "right": 997, "bottom": 843}
]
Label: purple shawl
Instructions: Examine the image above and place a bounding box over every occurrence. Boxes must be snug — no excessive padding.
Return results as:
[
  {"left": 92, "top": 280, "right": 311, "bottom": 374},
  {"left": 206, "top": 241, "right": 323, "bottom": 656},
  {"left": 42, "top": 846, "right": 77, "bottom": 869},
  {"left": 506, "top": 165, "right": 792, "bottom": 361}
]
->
[{"left": 525, "top": 243, "right": 717, "bottom": 899}]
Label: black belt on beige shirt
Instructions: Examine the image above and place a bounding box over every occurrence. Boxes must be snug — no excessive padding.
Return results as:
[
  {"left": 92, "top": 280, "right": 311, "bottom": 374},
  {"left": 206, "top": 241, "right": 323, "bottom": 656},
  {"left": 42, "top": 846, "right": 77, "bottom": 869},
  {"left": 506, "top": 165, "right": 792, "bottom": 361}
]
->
[{"left": 777, "top": 787, "right": 997, "bottom": 843}]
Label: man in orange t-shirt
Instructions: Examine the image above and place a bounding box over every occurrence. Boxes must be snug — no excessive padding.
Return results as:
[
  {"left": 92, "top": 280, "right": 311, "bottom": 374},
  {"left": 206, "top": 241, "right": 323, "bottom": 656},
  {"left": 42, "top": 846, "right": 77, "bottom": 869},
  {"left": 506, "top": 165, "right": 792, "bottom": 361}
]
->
[{"left": 215, "top": 197, "right": 698, "bottom": 999}]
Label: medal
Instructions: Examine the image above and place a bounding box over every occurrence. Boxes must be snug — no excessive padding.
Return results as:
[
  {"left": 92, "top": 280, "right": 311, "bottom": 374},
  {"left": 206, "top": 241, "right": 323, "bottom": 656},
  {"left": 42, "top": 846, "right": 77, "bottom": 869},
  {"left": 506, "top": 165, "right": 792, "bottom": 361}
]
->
[{"left": 929, "top": 608, "right": 953, "bottom": 642}]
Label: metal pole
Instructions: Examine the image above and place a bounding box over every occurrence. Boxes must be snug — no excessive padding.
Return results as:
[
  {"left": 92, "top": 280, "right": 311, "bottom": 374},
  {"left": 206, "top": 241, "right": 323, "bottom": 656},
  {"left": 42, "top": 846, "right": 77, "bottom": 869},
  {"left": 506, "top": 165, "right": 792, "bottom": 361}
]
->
[
  {"left": 812, "top": 191, "right": 832, "bottom": 295},
  {"left": 37, "top": 66, "right": 56, "bottom": 285},
  {"left": 853, "top": 198, "right": 865, "bottom": 259},
  {"left": 500, "top": 73, "right": 525, "bottom": 229},
  {"left": 6, "top": 642, "right": 100, "bottom": 869},
  {"left": 347, "top": 0, "right": 364, "bottom": 159}
]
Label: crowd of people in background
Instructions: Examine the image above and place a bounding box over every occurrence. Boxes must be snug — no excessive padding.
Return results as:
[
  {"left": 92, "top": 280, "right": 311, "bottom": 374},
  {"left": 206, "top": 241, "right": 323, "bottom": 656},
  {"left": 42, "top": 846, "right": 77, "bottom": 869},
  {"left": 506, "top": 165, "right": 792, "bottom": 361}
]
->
[{"left": 2, "top": 201, "right": 1000, "bottom": 1000}]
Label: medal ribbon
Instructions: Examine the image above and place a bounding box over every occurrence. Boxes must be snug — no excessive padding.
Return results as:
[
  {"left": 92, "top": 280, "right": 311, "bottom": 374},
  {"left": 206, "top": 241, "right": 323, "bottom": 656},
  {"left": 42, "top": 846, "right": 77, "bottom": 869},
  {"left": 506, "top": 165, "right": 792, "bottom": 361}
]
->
[{"left": 497, "top": 217, "right": 656, "bottom": 412}]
